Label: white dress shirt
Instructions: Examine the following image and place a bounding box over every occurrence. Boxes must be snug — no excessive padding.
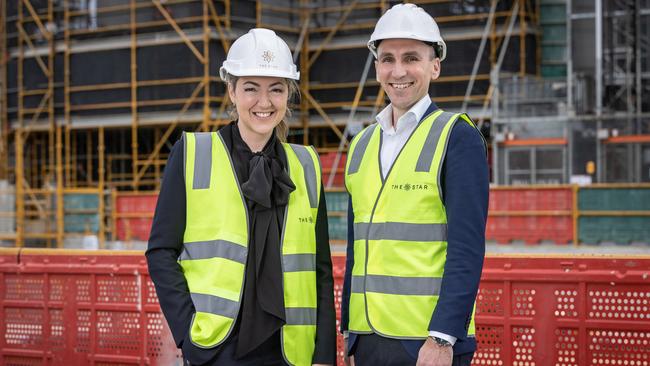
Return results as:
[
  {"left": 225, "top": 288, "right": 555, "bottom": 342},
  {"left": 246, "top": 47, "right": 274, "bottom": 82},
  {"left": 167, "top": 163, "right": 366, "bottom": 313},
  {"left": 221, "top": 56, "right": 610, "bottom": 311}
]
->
[
  {"left": 375, "top": 94, "right": 431, "bottom": 178},
  {"left": 374, "top": 94, "right": 458, "bottom": 346}
]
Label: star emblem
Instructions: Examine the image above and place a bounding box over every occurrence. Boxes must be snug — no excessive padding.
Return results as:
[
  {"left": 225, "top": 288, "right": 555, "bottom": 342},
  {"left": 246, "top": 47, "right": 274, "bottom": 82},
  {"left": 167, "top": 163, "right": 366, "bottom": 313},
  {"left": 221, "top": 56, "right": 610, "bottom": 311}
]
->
[{"left": 262, "top": 50, "right": 275, "bottom": 64}]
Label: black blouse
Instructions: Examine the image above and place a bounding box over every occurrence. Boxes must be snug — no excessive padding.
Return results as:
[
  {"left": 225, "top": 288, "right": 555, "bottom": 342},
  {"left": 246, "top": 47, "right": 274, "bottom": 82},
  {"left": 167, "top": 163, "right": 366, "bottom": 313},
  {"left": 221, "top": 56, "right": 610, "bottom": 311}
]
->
[{"left": 146, "top": 122, "right": 336, "bottom": 365}]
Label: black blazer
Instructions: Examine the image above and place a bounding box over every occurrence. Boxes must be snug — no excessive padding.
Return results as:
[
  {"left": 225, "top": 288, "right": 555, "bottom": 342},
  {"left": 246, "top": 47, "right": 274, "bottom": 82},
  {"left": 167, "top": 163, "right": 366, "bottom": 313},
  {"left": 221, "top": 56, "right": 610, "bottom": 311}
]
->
[
  {"left": 146, "top": 125, "right": 336, "bottom": 364},
  {"left": 341, "top": 102, "right": 489, "bottom": 357}
]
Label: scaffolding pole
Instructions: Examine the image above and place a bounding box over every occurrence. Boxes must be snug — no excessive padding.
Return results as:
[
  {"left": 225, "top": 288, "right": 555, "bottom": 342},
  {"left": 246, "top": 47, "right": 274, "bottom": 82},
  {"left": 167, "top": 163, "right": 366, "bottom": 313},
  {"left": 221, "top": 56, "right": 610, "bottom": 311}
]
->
[
  {"left": 595, "top": 0, "right": 603, "bottom": 183},
  {"left": 326, "top": 51, "right": 373, "bottom": 188},
  {"left": 299, "top": 0, "right": 310, "bottom": 145},
  {"left": 0, "top": 0, "right": 7, "bottom": 180},
  {"left": 462, "top": 0, "right": 497, "bottom": 111},
  {"left": 98, "top": 127, "right": 105, "bottom": 247},
  {"left": 55, "top": 126, "right": 63, "bottom": 247},
  {"left": 131, "top": 0, "right": 139, "bottom": 189},
  {"left": 15, "top": 129, "right": 24, "bottom": 247},
  {"left": 202, "top": 0, "right": 211, "bottom": 131}
]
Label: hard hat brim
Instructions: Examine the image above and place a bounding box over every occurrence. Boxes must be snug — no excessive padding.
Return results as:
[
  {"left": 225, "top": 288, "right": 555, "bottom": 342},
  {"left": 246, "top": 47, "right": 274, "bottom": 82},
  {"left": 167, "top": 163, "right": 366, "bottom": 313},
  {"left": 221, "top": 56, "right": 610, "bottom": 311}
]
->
[
  {"left": 368, "top": 32, "right": 447, "bottom": 61},
  {"left": 219, "top": 66, "right": 300, "bottom": 81}
]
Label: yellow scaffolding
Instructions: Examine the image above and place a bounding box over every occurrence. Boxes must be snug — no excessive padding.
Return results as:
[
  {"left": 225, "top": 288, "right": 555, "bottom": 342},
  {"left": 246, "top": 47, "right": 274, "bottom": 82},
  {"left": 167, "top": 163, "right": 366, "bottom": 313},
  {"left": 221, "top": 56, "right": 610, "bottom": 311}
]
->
[{"left": 0, "top": 0, "right": 539, "bottom": 247}]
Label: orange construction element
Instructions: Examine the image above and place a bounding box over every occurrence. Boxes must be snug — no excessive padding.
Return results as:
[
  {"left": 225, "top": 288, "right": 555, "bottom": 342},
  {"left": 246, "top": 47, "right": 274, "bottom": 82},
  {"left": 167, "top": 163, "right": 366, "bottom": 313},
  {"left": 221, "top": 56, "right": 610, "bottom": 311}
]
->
[
  {"left": 604, "top": 134, "right": 650, "bottom": 144},
  {"left": 2, "top": 250, "right": 649, "bottom": 365},
  {"left": 500, "top": 138, "right": 568, "bottom": 147}
]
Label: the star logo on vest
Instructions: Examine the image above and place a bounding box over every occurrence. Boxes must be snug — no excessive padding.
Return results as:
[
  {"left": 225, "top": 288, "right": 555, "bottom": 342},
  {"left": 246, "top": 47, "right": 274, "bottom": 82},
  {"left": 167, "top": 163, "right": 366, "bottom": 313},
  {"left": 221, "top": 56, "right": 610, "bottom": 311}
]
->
[
  {"left": 262, "top": 50, "right": 275, "bottom": 64},
  {"left": 391, "top": 183, "right": 430, "bottom": 191}
]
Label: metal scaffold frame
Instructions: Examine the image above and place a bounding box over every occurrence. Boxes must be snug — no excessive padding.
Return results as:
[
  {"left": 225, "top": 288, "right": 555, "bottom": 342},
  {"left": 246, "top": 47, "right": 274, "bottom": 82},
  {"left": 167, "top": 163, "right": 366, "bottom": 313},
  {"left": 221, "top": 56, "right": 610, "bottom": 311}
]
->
[
  {"left": 0, "top": 0, "right": 540, "bottom": 246},
  {"left": 256, "top": 0, "right": 538, "bottom": 187},
  {"left": 0, "top": 0, "right": 7, "bottom": 181},
  {"left": 596, "top": 0, "right": 648, "bottom": 183},
  {"left": 489, "top": 0, "right": 650, "bottom": 186},
  {"left": 2, "top": 0, "right": 233, "bottom": 247}
]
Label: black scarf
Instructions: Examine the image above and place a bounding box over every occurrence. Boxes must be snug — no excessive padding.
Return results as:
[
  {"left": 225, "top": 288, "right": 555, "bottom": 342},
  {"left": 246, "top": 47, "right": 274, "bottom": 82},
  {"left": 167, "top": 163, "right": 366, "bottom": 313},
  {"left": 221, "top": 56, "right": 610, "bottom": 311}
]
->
[{"left": 230, "top": 123, "right": 296, "bottom": 358}]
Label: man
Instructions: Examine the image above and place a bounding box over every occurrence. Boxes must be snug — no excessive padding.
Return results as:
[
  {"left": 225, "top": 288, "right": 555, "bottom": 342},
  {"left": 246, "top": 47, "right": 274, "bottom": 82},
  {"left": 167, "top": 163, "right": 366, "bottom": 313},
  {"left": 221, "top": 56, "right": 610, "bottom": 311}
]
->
[{"left": 341, "top": 4, "right": 489, "bottom": 366}]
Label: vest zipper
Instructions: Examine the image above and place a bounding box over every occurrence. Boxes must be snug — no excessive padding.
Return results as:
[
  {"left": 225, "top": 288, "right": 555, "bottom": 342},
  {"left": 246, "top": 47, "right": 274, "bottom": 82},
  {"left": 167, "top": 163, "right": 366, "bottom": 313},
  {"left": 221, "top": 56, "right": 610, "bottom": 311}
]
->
[{"left": 362, "top": 110, "right": 442, "bottom": 338}]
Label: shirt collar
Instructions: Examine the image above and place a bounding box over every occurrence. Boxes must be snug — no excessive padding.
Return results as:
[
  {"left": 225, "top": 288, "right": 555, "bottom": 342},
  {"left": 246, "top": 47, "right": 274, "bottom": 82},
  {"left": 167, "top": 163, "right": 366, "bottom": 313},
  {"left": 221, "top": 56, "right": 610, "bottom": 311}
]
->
[{"left": 376, "top": 94, "right": 432, "bottom": 135}]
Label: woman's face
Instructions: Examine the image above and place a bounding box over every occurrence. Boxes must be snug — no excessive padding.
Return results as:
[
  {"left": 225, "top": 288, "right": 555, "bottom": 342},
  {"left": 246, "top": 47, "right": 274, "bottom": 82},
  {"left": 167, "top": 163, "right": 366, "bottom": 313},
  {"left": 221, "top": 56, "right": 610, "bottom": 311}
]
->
[{"left": 228, "top": 76, "right": 289, "bottom": 141}]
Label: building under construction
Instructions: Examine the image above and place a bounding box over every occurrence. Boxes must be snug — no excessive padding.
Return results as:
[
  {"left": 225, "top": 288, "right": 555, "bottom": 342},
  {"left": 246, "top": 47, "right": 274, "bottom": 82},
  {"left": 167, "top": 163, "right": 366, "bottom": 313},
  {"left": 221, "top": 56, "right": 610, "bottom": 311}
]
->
[
  {"left": 1, "top": 2, "right": 650, "bottom": 365},
  {"left": 0, "top": 0, "right": 649, "bottom": 248}
]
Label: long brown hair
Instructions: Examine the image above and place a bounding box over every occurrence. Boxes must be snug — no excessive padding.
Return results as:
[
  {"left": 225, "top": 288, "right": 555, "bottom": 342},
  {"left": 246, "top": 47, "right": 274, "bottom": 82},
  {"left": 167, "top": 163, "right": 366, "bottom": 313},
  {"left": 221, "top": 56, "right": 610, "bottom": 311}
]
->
[{"left": 224, "top": 73, "right": 300, "bottom": 142}]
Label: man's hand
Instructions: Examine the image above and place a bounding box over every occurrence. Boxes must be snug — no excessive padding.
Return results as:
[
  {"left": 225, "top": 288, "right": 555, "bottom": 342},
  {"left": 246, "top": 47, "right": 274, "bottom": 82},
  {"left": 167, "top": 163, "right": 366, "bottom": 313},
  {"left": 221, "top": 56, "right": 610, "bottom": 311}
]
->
[
  {"left": 344, "top": 354, "right": 355, "bottom": 366},
  {"left": 416, "top": 337, "right": 453, "bottom": 366}
]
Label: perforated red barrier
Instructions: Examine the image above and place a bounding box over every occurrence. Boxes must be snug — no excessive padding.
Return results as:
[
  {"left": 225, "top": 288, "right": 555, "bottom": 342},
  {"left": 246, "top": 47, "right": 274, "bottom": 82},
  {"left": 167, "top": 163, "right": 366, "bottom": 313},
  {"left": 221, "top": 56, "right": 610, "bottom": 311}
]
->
[
  {"left": 2, "top": 251, "right": 649, "bottom": 365},
  {"left": 486, "top": 187, "right": 574, "bottom": 244},
  {"left": 332, "top": 255, "right": 346, "bottom": 362},
  {"left": 0, "top": 249, "right": 181, "bottom": 365},
  {"left": 114, "top": 193, "right": 158, "bottom": 241},
  {"left": 474, "top": 256, "right": 650, "bottom": 365}
]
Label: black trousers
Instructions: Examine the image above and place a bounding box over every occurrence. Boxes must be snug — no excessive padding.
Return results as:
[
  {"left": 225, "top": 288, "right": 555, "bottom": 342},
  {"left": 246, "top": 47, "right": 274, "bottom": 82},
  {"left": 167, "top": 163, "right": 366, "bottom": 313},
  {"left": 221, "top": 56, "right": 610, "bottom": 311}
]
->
[
  {"left": 183, "top": 331, "right": 288, "bottom": 366},
  {"left": 353, "top": 334, "right": 474, "bottom": 366}
]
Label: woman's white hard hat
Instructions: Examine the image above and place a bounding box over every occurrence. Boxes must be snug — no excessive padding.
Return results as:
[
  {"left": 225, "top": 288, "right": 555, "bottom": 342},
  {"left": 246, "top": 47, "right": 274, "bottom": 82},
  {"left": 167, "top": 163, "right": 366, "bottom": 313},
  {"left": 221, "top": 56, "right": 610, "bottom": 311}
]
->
[{"left": 220, "top": 28, "right": 300, "bottom": 80}]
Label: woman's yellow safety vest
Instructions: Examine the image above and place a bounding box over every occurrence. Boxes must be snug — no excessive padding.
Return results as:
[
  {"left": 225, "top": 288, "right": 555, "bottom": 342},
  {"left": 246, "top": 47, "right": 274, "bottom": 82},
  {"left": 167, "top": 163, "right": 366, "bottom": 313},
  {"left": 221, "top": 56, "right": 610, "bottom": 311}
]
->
[
  {"left": 345, "top": 110, "right": 477, "bottom": 339},
  {"left": 179, "top": 131, "right": 321, "bottom": 366}
]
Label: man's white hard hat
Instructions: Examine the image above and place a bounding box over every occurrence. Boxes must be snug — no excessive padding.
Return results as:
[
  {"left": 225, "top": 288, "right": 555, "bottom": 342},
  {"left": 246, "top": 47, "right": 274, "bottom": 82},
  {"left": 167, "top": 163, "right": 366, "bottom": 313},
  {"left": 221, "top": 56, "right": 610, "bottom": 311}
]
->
[
  {"left": 367, "top": 4, "right": 447, "bottom": 61},
  {"left": 220, "top": 28, "right": 300, "bottom": 80}
]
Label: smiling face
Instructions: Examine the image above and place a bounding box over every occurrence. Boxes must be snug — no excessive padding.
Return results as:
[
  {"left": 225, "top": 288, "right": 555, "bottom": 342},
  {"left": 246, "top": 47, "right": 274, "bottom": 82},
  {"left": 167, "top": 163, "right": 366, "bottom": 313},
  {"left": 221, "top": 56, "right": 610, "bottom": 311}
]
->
[
  {"left": 375, "top": 38, "right": 441, "bottom": 121},
  {"left": 228, "top": 76, "right": 289, "bottom": 146}
]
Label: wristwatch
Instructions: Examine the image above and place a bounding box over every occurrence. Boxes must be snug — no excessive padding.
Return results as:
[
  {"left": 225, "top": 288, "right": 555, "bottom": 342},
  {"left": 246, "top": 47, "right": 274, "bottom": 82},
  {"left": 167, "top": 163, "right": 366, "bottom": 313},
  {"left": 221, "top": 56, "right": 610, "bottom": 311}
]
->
[{"left": 430, "top": 336, "right": 452, "bottom": 348}]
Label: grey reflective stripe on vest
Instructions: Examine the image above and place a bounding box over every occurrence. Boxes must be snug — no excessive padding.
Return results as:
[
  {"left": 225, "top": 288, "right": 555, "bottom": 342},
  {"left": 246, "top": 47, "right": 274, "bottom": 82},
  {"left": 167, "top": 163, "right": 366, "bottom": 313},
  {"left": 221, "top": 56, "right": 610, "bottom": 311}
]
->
[
  {"left": 415, "top": 111, "right": 457, "bottom": 173},
  {"left": 289, "top": 144, "right": 318, "bottom": 209},
  {"left": 354, "top": 222, "right": 447, "bottom": 242},
  {"left": 283, "top": 253, "right": 316, "bottom": 272},
  {"left": 179, "top": 240, "right": 247, "bottom": 264},
  {"left": 182, "top": 132, "right": 187, "bottom": 183},
  {"left": 191, "top": 292, "right": 239, "bottom": 319},
  {"left": 351, "top": 275, "right": 442, "bottom": 296},
  {"left": 193, "top": 132, "right": 213, "bottom": 189},
  {"left": 348, "top": 124, "right": 378, "bottom": 175},
  {"left": 285, "top": 307, "right": 317, "bottom": 325}
]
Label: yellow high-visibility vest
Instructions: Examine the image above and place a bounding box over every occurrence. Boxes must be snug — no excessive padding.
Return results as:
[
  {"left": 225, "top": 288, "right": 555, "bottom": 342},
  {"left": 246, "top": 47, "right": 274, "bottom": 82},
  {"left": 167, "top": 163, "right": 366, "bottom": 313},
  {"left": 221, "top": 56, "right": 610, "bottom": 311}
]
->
[
  {"left": 180, "top": 131, "right": 321, "bottom": 365},
  {"left": 345, "top": 110, "right": 478, "bottom": 339}
]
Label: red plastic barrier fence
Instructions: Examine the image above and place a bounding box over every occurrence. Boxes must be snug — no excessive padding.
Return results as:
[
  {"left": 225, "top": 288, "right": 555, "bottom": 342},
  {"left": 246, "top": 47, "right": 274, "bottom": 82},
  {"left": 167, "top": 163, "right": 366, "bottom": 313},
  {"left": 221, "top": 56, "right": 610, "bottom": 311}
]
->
[
  {"left": 486, "top": 186, "right": 574, "bottom": 244},
  {"left": 320, "top": 152, "right": 346, "bottom": 187},
  {"left": 114, "top": 192, "right": 158, "bottom": 241},
  {"left": 474, "top": 255, "right": 650, "bottom": 365},
  {"left": 0, "top": 249, "right": 181, "bottom": 365},
  {"left": 112, "top": 185, "right": 578, "bottom": 245},
  {"left": 2, "top": 250, "right": 649, "bottom": 365}
]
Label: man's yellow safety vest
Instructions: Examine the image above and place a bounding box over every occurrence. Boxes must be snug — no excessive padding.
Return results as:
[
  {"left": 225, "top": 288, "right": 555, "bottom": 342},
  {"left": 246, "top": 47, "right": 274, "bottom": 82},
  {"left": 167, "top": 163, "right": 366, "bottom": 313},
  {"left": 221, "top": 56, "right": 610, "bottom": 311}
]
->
[
  {"left": 179, "top": 131, "right": 321, "bottom": 366},
  {"left": 345, "top": 110, "right": 477, "bottom": 339}
]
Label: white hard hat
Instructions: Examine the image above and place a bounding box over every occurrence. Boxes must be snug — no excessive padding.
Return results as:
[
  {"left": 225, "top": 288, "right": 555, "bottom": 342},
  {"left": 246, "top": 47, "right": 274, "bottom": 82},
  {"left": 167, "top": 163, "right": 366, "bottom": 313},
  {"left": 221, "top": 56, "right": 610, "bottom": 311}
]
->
[
  {"left": 220, "top": 28, "right": 299, "bottom": 80},
  {"left": 368, "top": 4, "right": 447, "bottom": 61}
]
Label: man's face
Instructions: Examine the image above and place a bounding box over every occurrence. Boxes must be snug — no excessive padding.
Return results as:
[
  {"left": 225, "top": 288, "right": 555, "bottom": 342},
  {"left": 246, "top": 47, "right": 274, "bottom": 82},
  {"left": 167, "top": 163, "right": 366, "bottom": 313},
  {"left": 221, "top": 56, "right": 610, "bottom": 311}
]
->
[{"left": 375, "top": 38, "right": 441, "bottom": 118}]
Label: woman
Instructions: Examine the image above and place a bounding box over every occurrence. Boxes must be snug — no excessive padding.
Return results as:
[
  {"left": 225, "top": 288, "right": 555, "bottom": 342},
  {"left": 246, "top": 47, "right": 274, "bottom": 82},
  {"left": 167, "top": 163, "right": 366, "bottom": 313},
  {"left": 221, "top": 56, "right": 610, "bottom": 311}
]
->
[{"left": 146, "top": 28, "right": 336, "bottom": 366}]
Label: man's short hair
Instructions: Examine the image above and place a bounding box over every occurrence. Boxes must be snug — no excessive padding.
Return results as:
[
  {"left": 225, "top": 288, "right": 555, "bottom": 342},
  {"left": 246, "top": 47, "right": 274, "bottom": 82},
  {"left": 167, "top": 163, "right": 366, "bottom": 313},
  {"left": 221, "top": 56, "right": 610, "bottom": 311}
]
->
[{"left": 374, "top": 39, "right": 441, "bottom": 60}]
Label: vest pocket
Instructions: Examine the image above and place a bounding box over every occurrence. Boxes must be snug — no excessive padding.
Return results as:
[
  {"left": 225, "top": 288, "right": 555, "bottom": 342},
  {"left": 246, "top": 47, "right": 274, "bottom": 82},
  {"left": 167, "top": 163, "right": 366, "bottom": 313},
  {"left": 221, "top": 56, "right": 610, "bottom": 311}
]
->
[{"left": 189, "top": 311, "right": 234, "bottom": 348}]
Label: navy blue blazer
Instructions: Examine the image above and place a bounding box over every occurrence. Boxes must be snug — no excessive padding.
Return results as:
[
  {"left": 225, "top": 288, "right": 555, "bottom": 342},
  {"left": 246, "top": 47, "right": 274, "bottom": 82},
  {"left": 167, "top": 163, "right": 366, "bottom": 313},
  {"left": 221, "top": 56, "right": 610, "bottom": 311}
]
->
[{"left": 340, "top": 102, "right": 489, "bottom": 357}]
